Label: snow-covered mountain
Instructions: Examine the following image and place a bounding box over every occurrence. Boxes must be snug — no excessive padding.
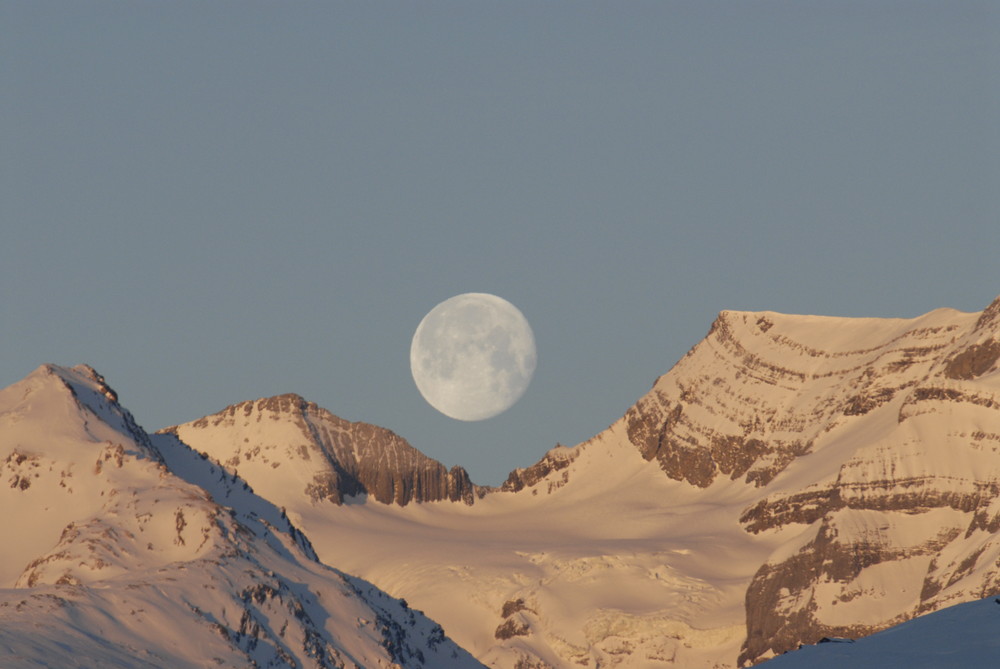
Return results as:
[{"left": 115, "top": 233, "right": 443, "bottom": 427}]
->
[
  {"left": 0, "top": 364, "right": 481, "bottom": 668},
  {"left": 165, "top": 295, "right": 1000, "bottom": 668},
  {"left": 4, "top": 295, "right": 999, "bottom": 668},
  {"left": 159, "top": 393, "right": 480, "bottom": 507}
]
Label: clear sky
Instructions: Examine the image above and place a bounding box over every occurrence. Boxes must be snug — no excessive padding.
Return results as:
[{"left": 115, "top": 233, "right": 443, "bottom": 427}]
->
[{"left": 3, "top": 2, "right": 998, "bottom": 486}]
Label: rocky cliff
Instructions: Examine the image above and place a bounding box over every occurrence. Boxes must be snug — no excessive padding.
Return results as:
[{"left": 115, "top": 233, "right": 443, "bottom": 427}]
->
[{"left": 163, "top": 393, "right": 480, "bottom": 507}]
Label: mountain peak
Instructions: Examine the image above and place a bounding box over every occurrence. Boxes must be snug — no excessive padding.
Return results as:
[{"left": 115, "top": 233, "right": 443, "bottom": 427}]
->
[
  {"left": 1, "top": 363, "right": 160, "bottom": 465},
  {"left": 164, "top": 394, "right": 482, "bottom": 508},
  {"left": 617, "top": 301, "right": 988, "bottom": 494},
  {"left": 31, "top": 363, "right": 119, "bottom": 404}
]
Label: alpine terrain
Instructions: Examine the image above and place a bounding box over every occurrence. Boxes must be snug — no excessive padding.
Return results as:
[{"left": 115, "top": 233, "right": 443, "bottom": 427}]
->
[
  {"left": 2, "top": 294, "right": 999, "bottom": 667},
  {"left": 0, "top": 364, "right": 481, "bottom": 668}
]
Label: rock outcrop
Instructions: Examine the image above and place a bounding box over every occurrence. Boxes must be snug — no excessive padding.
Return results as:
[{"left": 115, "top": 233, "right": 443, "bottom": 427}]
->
[{"left": 501, "top": 445, "right": 577, "bottom": 493}]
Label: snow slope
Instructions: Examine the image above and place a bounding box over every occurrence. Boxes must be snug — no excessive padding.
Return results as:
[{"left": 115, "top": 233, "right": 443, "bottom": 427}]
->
[
  {"left": 760, "top": 595, "right": 1000, "bottom": 668},
  {"left": 168, "top": 295, "right": 1000, "bottom": 668},
  {"left": 0, "top": 365, "right": 481, "bottom": 669}
]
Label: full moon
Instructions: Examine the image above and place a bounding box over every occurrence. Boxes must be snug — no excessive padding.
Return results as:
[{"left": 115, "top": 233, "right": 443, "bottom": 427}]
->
[{"left": 410, "top": 293, "right": 537, "bottom": 421}]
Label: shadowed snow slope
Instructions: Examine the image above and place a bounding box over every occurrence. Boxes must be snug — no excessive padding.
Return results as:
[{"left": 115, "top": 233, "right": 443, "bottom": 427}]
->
[
  {"left": 760, "top": 595, "right": 1000, "bottom": 668},
  {"left": 0, "top": 364, "right": 482, "bottom": 669},
  {"left": 166, "top": 295, "right": 1000, "bottom": 668}
]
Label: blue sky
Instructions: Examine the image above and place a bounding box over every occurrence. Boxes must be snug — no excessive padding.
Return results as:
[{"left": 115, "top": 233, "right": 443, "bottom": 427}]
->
[{"left": 3, "top": 2, "right": 998, "bottom": 485}]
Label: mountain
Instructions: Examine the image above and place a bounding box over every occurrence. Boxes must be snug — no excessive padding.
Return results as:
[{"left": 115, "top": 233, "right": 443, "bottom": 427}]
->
[
  {"left": 160, "top": 393, "right": 480, "bottom": 507},
  {"left": 165, "top": 294, "right": 1000, "bottom": 668},
  {"left": 0, "top": 364, "right": 481, "bottom": 668},
  {"left": 4, "top": 295, "right": 998, "bottom": 668}
]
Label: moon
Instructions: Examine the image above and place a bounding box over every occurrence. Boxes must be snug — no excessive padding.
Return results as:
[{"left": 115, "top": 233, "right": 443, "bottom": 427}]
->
[{"left": 410, "top": 293, "right": 537, "bottom": 421}]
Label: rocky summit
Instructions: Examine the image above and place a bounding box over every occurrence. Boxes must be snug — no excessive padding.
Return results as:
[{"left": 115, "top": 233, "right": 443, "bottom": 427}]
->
[{"left": 162, "top": 393, "right": 480, "bottom": 507}]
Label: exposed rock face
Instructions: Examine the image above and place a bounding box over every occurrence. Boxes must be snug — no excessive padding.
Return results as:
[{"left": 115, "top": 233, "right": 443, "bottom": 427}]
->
[
  {"left": 501, "top": 445, "right": 577, "bottom": 493},
  {"left": 164, "top": 394, "right": 480, "bottom": 506},
  {"left": 621, "top": 307, "right": 980, "bottom": 490},
  {"left": 944, "top": 339, "right": 1000, "bottom": 380}
]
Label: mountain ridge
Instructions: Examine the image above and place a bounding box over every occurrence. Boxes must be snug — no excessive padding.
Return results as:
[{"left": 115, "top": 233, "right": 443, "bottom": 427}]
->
[
  {"left": 3, "top": 294, "right": 999, "bottom": 667},
  {"left": 159, "top": 295, "right": 1000, "bottom": 667}
]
